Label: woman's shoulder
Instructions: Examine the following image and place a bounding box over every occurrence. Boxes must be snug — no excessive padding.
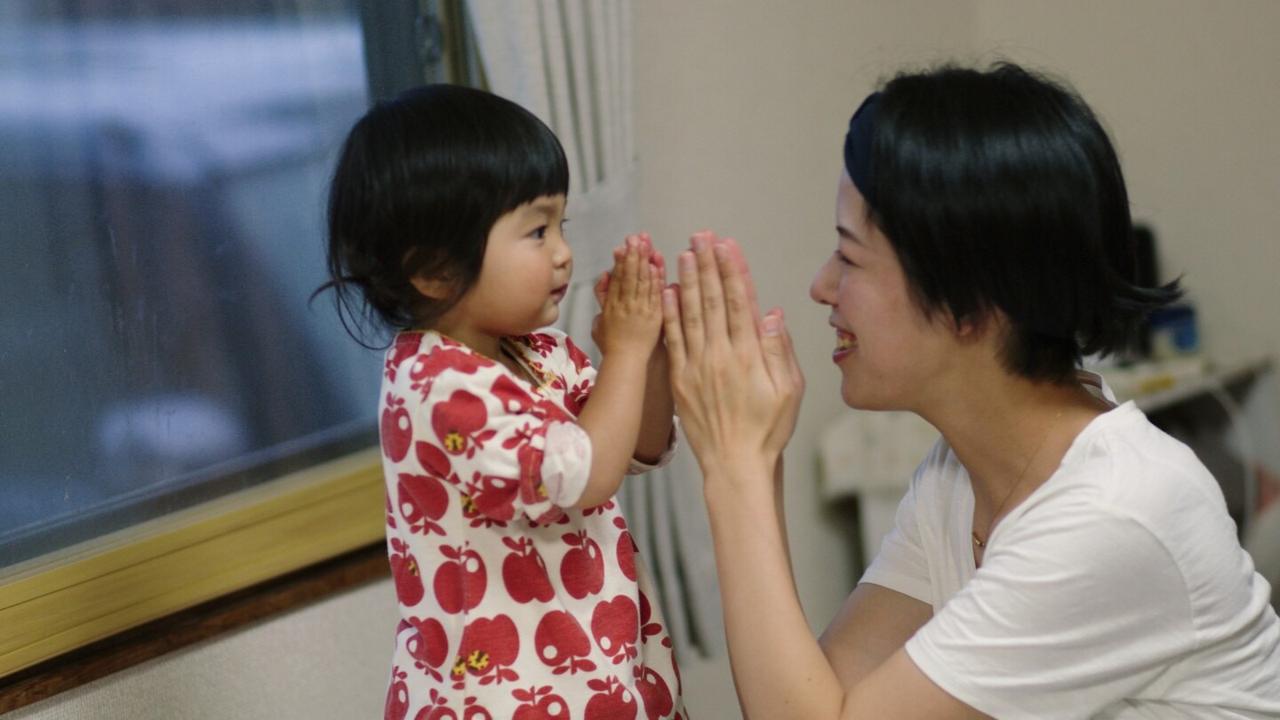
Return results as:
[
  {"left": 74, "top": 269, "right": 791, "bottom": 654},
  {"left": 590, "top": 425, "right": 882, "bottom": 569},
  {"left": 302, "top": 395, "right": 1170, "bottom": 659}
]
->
[{"left": 1055, "top": 401, "right": 1223, "bottom": 515}]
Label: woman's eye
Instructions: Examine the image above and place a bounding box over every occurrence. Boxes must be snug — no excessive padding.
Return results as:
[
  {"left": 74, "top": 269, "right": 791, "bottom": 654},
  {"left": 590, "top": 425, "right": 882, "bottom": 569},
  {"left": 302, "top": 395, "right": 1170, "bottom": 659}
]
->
[{"left": 836, "top": 251, "right": 856, "bottom": 267}]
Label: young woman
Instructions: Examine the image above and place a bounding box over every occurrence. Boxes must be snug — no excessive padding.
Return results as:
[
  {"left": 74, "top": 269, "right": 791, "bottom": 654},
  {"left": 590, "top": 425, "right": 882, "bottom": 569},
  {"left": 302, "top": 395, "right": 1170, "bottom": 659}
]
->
[{"left": 661, "top": 63, "right": 1280, "bottom": 719}]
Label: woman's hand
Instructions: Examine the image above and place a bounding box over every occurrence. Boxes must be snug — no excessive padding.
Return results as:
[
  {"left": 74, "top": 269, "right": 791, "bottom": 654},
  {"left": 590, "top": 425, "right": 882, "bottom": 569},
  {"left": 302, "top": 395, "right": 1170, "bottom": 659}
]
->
[{"left": 662, "top": 231, "right": 804, "bottom": 482}]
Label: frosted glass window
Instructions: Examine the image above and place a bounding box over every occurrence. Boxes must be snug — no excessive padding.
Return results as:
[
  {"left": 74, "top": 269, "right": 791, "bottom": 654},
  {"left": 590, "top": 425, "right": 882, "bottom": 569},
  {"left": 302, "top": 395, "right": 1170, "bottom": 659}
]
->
[{"left": 0, "top": 0, "right": 382, "bottom": 566}]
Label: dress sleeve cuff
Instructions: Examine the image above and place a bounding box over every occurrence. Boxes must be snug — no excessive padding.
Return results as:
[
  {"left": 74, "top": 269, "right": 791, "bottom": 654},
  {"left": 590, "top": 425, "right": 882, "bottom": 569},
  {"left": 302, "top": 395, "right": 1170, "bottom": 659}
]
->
[
  {"left": 540, "top": 420, "right": 593, "bottom": 507},
  {"left": 626, "top": 416, "right": 680, "bottom": 475}
]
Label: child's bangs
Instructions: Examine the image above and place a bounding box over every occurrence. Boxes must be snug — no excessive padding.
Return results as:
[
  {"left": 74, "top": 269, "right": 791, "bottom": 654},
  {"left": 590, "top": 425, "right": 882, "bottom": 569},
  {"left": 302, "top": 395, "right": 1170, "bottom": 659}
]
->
[{"left": 492, "top": 116, "right": 570, "bottom": 213}]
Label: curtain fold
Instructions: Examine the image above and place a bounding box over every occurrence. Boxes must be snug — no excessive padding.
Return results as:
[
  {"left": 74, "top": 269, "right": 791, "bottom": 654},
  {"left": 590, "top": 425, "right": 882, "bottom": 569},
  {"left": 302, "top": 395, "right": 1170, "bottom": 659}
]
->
[{"left": 465, "top": 0, "right": 722, "bottom": 658}]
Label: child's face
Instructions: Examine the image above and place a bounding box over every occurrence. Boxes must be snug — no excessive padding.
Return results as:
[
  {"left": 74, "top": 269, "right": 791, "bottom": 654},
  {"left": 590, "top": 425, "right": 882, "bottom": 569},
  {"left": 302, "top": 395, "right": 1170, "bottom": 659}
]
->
[{"left": 444, "top": 194, "right": 572, "bottom": 342}]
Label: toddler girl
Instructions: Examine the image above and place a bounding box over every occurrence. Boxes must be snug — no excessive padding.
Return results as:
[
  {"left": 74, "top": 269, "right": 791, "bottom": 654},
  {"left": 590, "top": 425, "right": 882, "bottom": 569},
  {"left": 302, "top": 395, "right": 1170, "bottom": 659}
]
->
[{"left": 321, "top": 84, "right": 685, "bottom": 720}]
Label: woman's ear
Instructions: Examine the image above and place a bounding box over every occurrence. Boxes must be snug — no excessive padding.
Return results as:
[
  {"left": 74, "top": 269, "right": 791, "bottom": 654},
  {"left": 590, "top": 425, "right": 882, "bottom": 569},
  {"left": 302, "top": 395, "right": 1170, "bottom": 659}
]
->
[
  {"left": 954, "top": 308, "right": 999, "bottom": 343},
  {"left": 410, "top": 273, "right": 454, "bottom": 301}
]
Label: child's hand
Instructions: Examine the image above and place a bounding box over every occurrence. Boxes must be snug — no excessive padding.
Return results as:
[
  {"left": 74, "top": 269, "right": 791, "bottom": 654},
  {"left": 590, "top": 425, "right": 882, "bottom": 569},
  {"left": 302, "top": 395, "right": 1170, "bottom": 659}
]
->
[{"left": 593, "top": 233, "right": 664, "bottom": 357}]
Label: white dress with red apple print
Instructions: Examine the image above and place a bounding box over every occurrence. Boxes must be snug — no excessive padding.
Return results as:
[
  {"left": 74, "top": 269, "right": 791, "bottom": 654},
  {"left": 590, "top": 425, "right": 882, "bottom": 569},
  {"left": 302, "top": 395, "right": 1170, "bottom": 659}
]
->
[{"left": 380, "top": 328, "right": 686, "bottom": 720}]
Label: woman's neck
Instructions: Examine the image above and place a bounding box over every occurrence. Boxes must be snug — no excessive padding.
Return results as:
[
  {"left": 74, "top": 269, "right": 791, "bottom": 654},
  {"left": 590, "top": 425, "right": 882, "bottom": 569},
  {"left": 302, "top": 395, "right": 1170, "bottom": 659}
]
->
[{"left": 921, "top": 365, "right": 1111, "bottom": 511}]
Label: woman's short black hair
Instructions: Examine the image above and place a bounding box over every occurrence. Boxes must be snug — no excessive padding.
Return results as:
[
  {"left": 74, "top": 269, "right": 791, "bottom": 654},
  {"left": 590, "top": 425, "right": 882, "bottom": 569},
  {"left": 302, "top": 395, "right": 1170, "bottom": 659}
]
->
[
  {"left": 852, "top": 62, "right": 1181, "bottom": 382},
  {"left": 317, "top": 84, "right": 569, "bottom": 346}
]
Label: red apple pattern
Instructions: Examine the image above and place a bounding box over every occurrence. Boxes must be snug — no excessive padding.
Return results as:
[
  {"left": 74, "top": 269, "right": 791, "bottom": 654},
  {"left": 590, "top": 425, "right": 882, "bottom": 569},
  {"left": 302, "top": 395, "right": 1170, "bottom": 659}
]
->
[
  {"left": 382, "top": 393, "right": 414, "bottom": 462},
  {"left": 585, "top": 676, "right": 638, "bottom": 720},
  {"left": 560, "top": 530, "right": 605, "bottom": 599},
  {"left": 512, "top": 686, "right": 570, "bottom": 720},
  {"left": 534, "top": 610, "right": 597, "bottom": 675},
  {"left": 615, "top": 516, "right": 637, "bottom": 581},
  {"left": 386, "top": 332, "right": 424, "bottom": 382},
  {"left": 405, "top": 616, "right": 450, "bottom": 682},
  {"left": 592, "top": 595, "right": 640, "bottom": 664},
  {"left": 378, "top": 330, "right": 682, "bottom": 719},
  {"left": 502, "top": 536, "right": 555, "bottom": 604},
  {"left": 432, "top": 390, "right": 496, "bottom": 458},
  {"left": 398, "top": 473, "right": 449, "bottom": 536},
  {"left": 433, "top": 543, "right": 487, "bottom": 614},
  {"left": 452, "top": 614, "right": 520, "bottom": 687}
]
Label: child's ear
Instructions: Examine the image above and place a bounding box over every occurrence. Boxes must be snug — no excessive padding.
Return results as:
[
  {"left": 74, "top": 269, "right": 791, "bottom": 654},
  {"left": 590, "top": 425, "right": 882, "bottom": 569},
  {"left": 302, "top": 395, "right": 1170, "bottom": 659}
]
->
[{"left": 409, "top": 274, "right": 454, "bottom": 301}]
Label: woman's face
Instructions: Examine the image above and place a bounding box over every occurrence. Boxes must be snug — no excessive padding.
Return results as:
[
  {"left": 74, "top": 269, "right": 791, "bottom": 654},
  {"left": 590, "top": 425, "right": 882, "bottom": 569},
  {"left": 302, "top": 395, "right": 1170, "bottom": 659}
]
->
[{"left": 809, "top": 173, "right": 960, "bottom": 411}]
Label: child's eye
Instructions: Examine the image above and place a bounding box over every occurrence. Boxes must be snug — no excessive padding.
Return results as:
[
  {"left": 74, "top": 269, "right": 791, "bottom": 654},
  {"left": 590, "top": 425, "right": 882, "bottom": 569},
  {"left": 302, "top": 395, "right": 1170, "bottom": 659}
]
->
[{"left": 530, "top": 225, "right": 548, "bottom": 240}]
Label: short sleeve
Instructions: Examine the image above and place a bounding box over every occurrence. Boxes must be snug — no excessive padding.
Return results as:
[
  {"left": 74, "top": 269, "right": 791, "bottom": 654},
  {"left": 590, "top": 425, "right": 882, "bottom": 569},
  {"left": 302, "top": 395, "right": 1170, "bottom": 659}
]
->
[
  {"left": 532, "top": 330, "right": 677, "bottom": 475},
  {"left": 859, "top": 467, "right": 933, "bottom": 603},
  {"left": 905, "top": 501, "right": 1196, "bottom": 720},
  {"left": 412, "top": 344, "right": 592, "bottom": 524}
]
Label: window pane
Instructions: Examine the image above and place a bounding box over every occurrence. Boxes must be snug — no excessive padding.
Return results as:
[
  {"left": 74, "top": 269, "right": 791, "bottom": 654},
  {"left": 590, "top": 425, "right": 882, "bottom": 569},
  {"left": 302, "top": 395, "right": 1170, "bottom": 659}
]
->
[{"left": 0, "top": 0, "right": 380, "bottom": 566}]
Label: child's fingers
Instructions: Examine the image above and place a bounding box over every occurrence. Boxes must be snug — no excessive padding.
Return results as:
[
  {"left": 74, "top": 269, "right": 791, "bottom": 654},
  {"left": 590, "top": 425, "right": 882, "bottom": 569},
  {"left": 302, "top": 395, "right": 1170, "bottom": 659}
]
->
[
  {"left": 651, "top": 247, "right": 667, "bottom": 282},
  {"left": 606, "top": 250, "right": 625, "bottom": 306},
  {"left": 594, "top": 271, "right": 609, "bottom": 308},
  {"left": 623, "top": 239, "right": 641, "bottom": 301},
  {"left": 662, "top": 285, "right": 687, "bottom": 373}
]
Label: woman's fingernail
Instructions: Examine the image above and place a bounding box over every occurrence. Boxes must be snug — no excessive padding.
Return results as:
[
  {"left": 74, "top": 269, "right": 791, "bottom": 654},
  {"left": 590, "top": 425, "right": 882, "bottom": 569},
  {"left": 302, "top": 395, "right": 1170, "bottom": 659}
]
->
[{"left": 763, "top": 314, "right": 781, "bottom": 336}]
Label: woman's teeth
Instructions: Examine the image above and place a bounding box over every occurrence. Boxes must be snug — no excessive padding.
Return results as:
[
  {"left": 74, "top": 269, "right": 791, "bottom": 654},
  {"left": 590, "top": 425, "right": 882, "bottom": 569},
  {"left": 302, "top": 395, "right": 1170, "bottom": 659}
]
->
[{"left": 836, "top": 332, "right": 856, "bottom": 350}]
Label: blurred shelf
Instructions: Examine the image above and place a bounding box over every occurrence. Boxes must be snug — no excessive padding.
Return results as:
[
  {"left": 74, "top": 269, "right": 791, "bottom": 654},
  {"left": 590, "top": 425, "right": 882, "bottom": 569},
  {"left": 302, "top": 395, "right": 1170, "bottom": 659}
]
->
[{"left": 1101, "top": 355, "right": 1274, "bottom": 414}]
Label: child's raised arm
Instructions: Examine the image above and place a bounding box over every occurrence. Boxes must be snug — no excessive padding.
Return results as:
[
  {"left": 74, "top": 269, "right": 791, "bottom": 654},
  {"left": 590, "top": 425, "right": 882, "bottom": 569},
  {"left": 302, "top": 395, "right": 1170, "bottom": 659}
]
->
[{"left": 574, "top": 234, "right": 666, "bottom": 507}]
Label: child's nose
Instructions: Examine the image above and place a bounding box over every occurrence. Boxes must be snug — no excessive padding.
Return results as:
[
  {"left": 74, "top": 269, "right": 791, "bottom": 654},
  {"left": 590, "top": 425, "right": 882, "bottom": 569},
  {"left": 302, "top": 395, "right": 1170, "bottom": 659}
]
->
[{"left": 553, "top": 234, "right": 572, "bottom": 267}]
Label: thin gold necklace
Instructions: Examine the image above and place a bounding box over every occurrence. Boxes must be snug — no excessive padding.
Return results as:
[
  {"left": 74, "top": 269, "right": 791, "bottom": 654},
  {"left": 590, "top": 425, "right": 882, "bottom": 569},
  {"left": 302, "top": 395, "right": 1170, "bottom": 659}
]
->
[{"left": 971, "top": 412, "right": 1062, "bottom": 550}]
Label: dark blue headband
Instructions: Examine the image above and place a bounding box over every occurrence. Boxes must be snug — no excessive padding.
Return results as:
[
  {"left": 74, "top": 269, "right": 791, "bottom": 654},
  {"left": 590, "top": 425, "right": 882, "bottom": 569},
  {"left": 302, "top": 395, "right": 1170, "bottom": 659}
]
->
[{"left": 843, "top": 92, "right": 881, "bottom": 204}]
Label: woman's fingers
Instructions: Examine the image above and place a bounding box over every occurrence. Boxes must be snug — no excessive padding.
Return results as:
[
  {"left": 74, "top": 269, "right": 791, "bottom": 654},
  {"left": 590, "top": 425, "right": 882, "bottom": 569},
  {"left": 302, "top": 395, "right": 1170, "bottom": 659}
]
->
[
  {"left": 676, "top": 249, "right": 705, "bottom": 357},
  {"left": 715, "top": 239, "right": 759, "bottom": 347},
  {"left": 693, "top": 232, "right": 729, "bottom": 343},
  {"left": 723, "top": 237, "right": 763, "bottom": 332},
  {"left": 760, "top": 309, "right": 793, "bottom": 388}
]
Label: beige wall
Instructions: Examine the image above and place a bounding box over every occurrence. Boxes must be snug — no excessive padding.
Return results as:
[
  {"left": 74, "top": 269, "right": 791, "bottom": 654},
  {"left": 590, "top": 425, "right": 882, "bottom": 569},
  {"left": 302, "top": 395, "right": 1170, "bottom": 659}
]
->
[
  {"left": 14, "top": 3, "right": 1279, "bottom": 719},
  {"left": 971, "top": 0, "right": 1280, "bottom": 364}
]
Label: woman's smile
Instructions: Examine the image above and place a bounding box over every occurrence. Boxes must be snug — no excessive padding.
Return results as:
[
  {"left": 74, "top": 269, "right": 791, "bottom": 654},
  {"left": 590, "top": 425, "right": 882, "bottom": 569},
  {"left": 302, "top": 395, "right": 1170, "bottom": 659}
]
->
[{"left": 832, "top": 327, "right": 857, "bottom": 362}]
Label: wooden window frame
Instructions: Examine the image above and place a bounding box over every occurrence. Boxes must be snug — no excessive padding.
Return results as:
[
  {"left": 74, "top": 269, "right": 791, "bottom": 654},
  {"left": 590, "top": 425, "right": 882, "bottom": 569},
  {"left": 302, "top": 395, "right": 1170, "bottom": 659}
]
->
[{"left": 0, "top": 447, "right": 385, "bottom": 682}]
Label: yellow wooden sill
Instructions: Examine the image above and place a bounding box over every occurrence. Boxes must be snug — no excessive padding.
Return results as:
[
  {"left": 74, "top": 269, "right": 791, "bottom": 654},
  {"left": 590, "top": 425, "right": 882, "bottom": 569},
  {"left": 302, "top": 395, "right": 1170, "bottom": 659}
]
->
[{"left": 0, "top": 446, "right": 385, "bottom": 678}]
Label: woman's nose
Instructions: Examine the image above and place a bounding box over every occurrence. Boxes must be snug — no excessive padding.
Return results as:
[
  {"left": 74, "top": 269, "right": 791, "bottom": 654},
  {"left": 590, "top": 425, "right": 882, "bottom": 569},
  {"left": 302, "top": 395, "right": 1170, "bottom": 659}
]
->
[{"left": 810, "top": 258, "right": 835, "bottom": 306}]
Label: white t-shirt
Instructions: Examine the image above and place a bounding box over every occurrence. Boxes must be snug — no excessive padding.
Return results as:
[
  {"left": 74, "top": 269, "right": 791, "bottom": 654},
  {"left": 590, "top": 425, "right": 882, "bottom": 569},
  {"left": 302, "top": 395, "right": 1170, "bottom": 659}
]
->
[{"left": 862, "top": 382, "right": 1280, "bottom": 719}]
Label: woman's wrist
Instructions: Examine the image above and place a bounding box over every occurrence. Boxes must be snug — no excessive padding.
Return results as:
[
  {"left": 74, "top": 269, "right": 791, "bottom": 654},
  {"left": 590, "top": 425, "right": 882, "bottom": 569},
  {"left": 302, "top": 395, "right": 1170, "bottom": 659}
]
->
[{"left": 699, "top": 452, "right": 779, "bottom": 497}]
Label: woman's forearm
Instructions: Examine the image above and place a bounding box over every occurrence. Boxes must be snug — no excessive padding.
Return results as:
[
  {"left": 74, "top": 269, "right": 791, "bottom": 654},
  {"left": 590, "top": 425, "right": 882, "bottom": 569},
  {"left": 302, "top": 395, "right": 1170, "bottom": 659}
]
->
[{"left": 703, "top": 461, "right": 845, "bottom": 719}]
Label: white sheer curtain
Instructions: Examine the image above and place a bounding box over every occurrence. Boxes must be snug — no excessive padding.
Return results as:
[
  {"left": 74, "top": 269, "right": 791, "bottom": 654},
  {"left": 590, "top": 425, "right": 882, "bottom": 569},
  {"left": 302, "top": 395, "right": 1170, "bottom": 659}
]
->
[{"left": 465, "top": 0, "right": 723, "bottom": 658}]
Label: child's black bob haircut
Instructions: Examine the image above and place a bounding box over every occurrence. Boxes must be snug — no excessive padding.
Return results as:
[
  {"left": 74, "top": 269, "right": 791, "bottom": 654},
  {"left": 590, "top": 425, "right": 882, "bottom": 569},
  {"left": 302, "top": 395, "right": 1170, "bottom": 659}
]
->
[
  {"left": 317, "top": 84, "right": 569, "bottom": 347},
  {"left": 848, "top": 62, "right": 1181, "bottom": 382}
]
